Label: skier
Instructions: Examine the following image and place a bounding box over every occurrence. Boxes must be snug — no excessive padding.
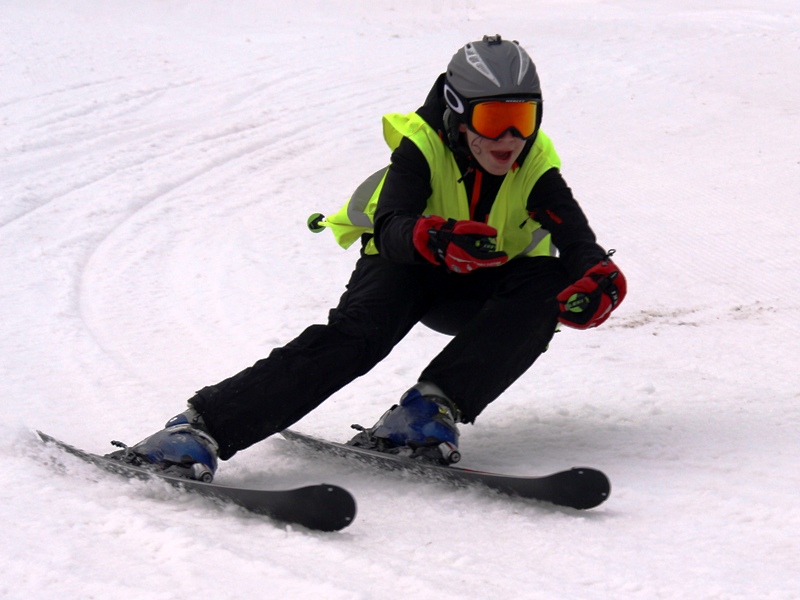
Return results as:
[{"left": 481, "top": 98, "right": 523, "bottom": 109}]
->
[{"left": 116, "top": 35, "right": 627, "bottom": 481}]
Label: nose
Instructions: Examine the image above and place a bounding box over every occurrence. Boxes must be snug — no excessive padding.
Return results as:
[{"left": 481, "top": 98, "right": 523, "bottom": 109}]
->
[{"left": 493, "top": 130, "right": 519, "bottom": 144}]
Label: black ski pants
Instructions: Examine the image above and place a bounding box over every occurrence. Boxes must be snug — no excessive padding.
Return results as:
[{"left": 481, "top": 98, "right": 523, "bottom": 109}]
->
[{"left": 191, "top": 254, "right": 568, "bottom": 459}]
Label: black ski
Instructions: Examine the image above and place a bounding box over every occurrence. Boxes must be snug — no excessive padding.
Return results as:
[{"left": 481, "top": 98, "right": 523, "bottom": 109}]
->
[
  {"left": 281, "top": 429, "right": 610, "bottom": 510},
  {"left": 37, "top": 431, "right": 356, "bottom": 532}
]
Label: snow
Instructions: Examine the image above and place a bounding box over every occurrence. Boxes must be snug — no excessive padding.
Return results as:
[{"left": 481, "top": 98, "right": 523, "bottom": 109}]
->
[{"left": 2, "top": 0, "right": 799, "bottom": 597}]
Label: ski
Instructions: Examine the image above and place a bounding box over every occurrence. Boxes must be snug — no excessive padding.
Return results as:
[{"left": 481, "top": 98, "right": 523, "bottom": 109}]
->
[
  {"left": 281, "top": 429, "right": 610, "bottom": 510},
  {"left": 37, "top": 431, "right": 356, "bottom": 532}
]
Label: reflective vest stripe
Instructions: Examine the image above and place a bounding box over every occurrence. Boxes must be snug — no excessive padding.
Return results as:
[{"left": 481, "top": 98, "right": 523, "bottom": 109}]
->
[
  {"left": 517, "top": 226, "right": 556, "bottom": 258},
  {"left": 347, "top": 166, "right": 388, "bottom": 228}
]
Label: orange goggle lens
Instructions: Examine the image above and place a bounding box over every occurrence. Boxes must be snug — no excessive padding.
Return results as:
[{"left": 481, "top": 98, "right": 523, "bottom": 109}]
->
[{"left": 469, "top": 100, "right": 538, "bottom": 139}]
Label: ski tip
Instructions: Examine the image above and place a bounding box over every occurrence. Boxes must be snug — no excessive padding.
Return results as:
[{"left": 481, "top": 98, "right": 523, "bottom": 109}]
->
[
  {"left": 324, "top": 483, "right": 358, "bottom": 530},
  {"left": 558, "top": 467, "right": 611, "bottom": 510},
  {"left": 295, "top": 483, "right": 358, "bottom": 532},
  {"left": 36, "top": 430, "right": 58, "bottom": 445}
]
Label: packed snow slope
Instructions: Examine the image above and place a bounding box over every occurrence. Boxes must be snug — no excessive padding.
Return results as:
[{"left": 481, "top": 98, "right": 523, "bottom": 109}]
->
[{"left": 2, "top": 1, "right": 799, "bottom": 598}]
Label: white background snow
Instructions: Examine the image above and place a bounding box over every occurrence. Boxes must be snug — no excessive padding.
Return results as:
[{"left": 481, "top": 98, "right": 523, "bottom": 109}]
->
[{"left": 2, "top": 0, "right": 799, "bottom": 598}]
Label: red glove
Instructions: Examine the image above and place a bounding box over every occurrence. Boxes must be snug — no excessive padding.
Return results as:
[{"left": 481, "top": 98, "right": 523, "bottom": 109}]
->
[
  {"left": 557, "top": 253, "right": 627, "bottom": 329},
  {"left": 413, "top": 216, "right": 508, "bottom": 273}
]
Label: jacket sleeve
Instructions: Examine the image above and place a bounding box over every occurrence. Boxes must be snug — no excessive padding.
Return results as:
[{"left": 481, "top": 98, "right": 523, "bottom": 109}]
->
[
  {"left": 372, "top": 138, "right": 432, "bottom": 263},
  {"left": 527, "top": 168, "right": 609, "bottom": 279}
]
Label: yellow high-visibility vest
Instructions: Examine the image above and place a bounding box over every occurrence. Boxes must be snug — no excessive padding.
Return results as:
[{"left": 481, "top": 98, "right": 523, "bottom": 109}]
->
[{"left": 319, "top": 111, "right": 561, "bottom": 258}]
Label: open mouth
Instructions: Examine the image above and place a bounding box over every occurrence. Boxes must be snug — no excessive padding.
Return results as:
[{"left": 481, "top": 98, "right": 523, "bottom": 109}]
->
[{"left": 491, "top": 150, "right": 513, "bottom": 162}]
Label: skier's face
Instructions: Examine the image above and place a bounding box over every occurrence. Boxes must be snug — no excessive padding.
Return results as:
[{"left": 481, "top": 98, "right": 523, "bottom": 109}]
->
[{"left": 462, "top": 127, "right": 526, "bottom": 175}]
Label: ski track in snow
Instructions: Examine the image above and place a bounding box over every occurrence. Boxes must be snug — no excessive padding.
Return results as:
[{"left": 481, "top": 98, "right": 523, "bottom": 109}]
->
[{"left": 2, "top": 1, "right": 799, "bottom": 598}]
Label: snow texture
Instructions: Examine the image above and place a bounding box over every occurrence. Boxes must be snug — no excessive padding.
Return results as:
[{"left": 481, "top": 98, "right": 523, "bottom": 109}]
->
[{"left": 2, "top": 1, "right": 799, "bottom": 598}]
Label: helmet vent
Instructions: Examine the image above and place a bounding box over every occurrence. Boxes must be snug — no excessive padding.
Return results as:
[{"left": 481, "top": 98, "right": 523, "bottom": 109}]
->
[
  {"left": 514, "top": 42, "right": 531, "bottom": 86},
  {"left": 463, "top": 43, "right": 501, "bottom": 88}
]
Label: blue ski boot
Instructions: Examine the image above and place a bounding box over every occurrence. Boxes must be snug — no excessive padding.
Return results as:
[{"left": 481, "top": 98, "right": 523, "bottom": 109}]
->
[
  {"left": 349, "top": 382, "right": 461, "bottom": 464},
  {"left": 106, "top": 408, "right": 219, "bottom": 482}
]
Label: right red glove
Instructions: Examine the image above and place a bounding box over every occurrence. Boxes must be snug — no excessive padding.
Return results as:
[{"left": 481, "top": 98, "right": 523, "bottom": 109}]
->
[
  {"left": 556, "top": 253, "right": 627, "bottom": 329},
  {"left": 413, "top": 216, "right": 508, "bottom": 273}
]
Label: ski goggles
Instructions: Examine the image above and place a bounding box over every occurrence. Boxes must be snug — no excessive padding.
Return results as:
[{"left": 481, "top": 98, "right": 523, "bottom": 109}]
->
[{"left": 466, "top": 98, "right": 540, "bottom": 140}]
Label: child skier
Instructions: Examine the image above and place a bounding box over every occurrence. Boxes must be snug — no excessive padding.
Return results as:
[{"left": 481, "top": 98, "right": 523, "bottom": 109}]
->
[{"left": 113, "top": 35, "right": 626, "bottom": 481}]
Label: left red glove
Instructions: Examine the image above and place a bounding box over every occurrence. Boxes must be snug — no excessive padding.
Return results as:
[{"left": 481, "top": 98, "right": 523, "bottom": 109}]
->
[
  {"left": 557, "top": 253, "right": 627, "bottom": 329},
  {"left": 413, "top": 216, "right": 508, "bottom": 273}
]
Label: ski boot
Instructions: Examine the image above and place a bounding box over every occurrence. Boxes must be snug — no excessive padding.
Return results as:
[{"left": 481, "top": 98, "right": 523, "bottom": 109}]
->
[
  {"left": 349, "top": 382, "right": 461, "bottom": 464},
  {"left": 106, "top": 408, "right": 219, "bottom": 482}
]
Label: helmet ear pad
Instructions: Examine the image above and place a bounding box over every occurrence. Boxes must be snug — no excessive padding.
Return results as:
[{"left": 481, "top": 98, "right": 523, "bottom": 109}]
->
[
  {"left": 442, "top": 82, "right": 470, "bottom": 152},
  {"left": 442, "top": 108, "right": 464, "bottom": 152}
]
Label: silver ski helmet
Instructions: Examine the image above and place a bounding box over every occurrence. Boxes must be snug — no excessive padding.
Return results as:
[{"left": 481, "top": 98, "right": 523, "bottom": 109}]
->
[{"left": 444, "top": 35, "right": 542, "bottom": 141}]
